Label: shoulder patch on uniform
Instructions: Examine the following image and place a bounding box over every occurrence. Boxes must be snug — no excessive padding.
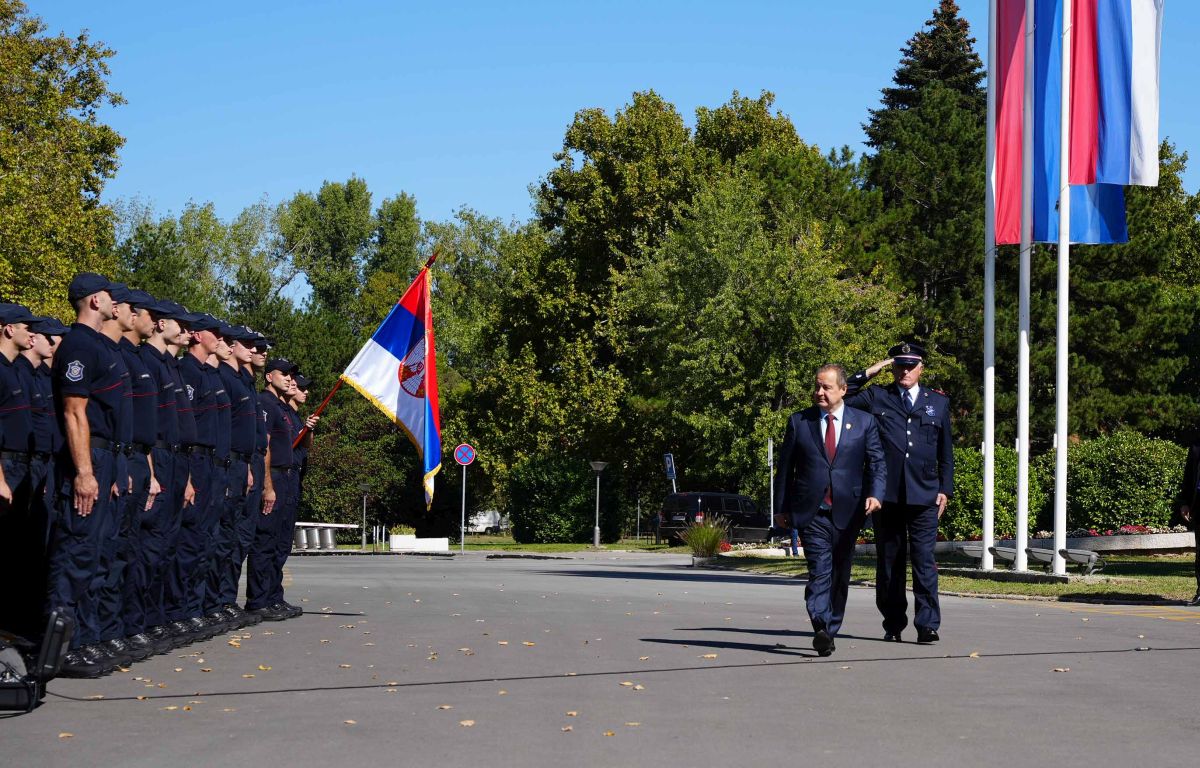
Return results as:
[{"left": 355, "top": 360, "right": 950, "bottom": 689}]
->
[
  {"left": 931, "top": 388, "right": 946, "bottom": 395},
  {"left": 186, "top": 384, "right": 195, "bottom": 401},
  {"left": 65, "top": 360, "right": 84, "bottom": 382}
]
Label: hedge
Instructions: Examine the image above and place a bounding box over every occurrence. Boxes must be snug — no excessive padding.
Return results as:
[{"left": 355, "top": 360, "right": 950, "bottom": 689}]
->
[
  {"left": 940, "top": 444, "right": 1040, "bottom": 541},
  {"left": 505, "top": 452, "right": 623, "bottom": 544}
]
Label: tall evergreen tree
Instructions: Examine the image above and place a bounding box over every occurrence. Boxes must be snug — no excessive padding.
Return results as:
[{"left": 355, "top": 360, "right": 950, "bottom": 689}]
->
[{"left": 861, "top": 0, "right": 988, "bottom": 441}]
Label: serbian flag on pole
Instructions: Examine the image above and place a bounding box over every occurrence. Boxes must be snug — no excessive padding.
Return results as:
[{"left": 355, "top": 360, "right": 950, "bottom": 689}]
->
[
  {"left": 992, "top": 0, "right": 1163, "bottom": 245},
  {"left": 340, "top": 266, "right": 442, "bottom": 507}
]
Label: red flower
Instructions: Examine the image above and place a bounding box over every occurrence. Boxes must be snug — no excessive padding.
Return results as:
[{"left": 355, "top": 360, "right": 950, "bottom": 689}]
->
[{"left": 719, "top": 541, "right": 732, "bottom": 552}]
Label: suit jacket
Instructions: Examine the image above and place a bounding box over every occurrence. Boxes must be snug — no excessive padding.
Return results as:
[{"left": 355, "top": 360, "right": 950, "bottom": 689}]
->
[
  {"left": 772, "top": 405, "right": 886, "bottom": 530},
  {"left": 845, "top": 373, "right": 954, "bottom": 507}
]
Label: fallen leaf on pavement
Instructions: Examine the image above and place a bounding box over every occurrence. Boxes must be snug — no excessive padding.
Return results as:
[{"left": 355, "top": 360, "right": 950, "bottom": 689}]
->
[
  {"left": 603, "top": 730, "right": 615, "bottom": 737},
  {"left": 498, "top": 690, "right": 507, "bottom": 695},
  {"left": 339, "top": 664, "right": 352, "bottom": 668},
  {"left": 566, "top": 711, "right": 578, "bottom": 717},
  {"left": 201, "top": 668, "right": 212, "bottom": 673},
  {"left": 344, "top": 720, "right": 356, "bottom": 725},
  {"left": 497, "top": 641, "right": 508, "bottom": 646},
  {"left": 459, "top": 720, "right": 475, "bottom": 727},
  {"left": 633, "top": 685, "right": 645, "bottom": 691},
  {"left": 438, "top": 704, "right": 454, "bottom": 710},
  {"left": 968, "top": 652, "right": 981, "bottom": 659},
  {"left": 619, "top": 682, "right": 633, "bottom": 687},
  {"left": 242, "top": 674, "right": 255, "bottom": 679},
  {"left": 561, "top": 726, "right": 573, "bottom": 732},
  {"left": 162, "top": 706, "right": 178, "bottom": 711},
  {"left": 1053, "top": 667, "right": 1070, "bottom": 672},
  {"left": 639, "top": 656, "right": 650, "bottom": 661},
  {"left": 58, "top": 733, "right": 73, "bottom": 739},
  {"left": 625, "top": 722, "right": 641, "bottom": 727},
  {"left": 257, "top": 665, "right": 272, "bottom": 671},
  {"left": 699, "top": 653, "right": 718, "bottom": 659},
  {"left": 523, "top": 642, "right": 535, "bottom": 647}
]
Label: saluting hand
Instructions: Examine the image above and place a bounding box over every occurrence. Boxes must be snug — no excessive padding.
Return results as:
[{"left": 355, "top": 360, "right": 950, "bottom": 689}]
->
[{"left": 936, "top": 493, "right": 948, "bottom": 518}]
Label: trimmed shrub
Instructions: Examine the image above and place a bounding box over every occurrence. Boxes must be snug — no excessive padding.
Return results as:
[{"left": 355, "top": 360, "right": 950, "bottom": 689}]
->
[
  {"left": 940, "top": 444, "right": 1043, "bottom": 541},
  {"left": 1056, "top": 430, "right": 1184, "bottom": 532},
  {"left": 505, "top": 452, "right": 622, "bottom": 544}
]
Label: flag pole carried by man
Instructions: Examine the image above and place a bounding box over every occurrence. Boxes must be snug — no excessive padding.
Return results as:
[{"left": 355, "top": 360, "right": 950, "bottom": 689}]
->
[{"left": 339, "top": 255, "right": 443, "bottom": 507}]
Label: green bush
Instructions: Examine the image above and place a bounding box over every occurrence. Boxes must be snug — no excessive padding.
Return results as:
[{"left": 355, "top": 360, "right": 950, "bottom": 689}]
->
[
  {"left": 504, "top": 452, "right": 623, "bottom": 544},
  {"left": 1053, "top": 430, "right": 1185, "bottom": 532},
  {"left": 940, "top": 444, "right": 1043, "bottom": 540}
]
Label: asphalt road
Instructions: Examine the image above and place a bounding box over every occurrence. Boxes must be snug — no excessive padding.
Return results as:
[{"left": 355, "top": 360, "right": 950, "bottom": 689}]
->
[{"left": 4, "top": 551, "right": 1198, "bottom": 767}]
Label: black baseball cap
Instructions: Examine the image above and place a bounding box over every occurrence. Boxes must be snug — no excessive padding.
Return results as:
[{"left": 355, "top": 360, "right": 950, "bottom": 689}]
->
[
  {"left": 0, "top": 303, "right": 36, "bottom": 325},
  {"left": 127, "top": 289, "right": 157, "bottom": 310},
  {"left": 29, "top": 316, "right": 70, "bottom": 335},
  {"left": 108, "top": 282, "right": 133, "bottom": 304},
  {"left": 147, "top": 299, "right": 188, "bottom": 321},
  {"left": 67, "top": 272, "right": 118, "bottom": 303},
  {"left": 185, "top": 313, "right": 221, "bottom": 333},
  {"left": 293, "top": 373, "right": 312, "bottom": 390},
  {"left": 265, "top": 358, "right": 298, "bottom": 375}
]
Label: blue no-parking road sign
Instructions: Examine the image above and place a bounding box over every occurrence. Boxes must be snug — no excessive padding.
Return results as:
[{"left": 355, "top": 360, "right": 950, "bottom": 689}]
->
[{"left": 454, "top": 443, "right": 476, "bottom": 466}]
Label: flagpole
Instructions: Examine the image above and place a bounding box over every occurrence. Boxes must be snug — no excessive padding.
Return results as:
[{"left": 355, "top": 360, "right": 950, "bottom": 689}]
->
[
  {"left": 1015, "top": 0, "right": 1035, "bottom": 572},
  {"left": 1053, "top": 0, "right": 1072, "bottom": 576},
  {"left": 981, "top": 0, "right": 998, "bottom": 571},
  {"left": 292, "top": 378, "right": 344, "bottom": 449}
]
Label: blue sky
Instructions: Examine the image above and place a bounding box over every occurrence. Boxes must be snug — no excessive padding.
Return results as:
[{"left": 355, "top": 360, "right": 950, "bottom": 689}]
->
[{"left": 31, "top": 1, "right": 1200, "bottom": 226}]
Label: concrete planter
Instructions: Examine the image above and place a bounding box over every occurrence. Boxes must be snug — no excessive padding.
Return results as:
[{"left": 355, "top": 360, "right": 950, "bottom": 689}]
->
[
  {"left": 389, "top": 534, "right": 416, "bottom": 551},
  {"left": 391, "top": 535, "right": 450, "bottom": 553},
  {"left": 691, "top": 556, "right": 720, "bottom": 567}
]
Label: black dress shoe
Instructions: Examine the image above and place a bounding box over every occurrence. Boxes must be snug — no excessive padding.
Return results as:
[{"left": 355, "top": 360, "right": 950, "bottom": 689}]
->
[
  {"left": 106, "top": 636, "right": 150, "bottom": 662},
  {"left": 280, "top": 601, "right": 303, "bottom": 618},
  {"left": 256, "top": 604, "right": 289, "bottom": 622},
  {"left": 813, "top": 629, "right": 834, "bottom": 656},
  {"left": 239, "top": 605, "right": 263, "bottom": 625},
  {"left": 58, "top": 649, "right": 105, "bottom": 679},
  {"left": 168, "top": 620, "right": 199, "bottom": 646},
  {"left": 884, "top": 633, "right": 902, "bottom": 642},
  {"left": 84, "top": 643, "right": 128, "bottom": 671},
  {"left": 128, "top": 631, "right": 172, "bottom": 656},
  {"left": 917, "top": 628, "right": 940, "bottom": 644}
]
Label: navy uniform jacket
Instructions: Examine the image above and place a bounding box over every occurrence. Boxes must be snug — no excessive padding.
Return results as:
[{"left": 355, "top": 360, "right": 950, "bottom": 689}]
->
[
  {"left": 772, "top": 405, "right": 886, "bottom": 531},
  {"left": 844, "top": 372, "right": 954, "bottom": 507}
]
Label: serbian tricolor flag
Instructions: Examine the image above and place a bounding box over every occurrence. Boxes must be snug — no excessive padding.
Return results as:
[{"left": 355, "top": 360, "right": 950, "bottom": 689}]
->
[
  {"left": 341, "top": 265, "right": 442, "bottom": 506},
  {"left": 992, "top": 0, "right": 1163, "bottom": 245}
]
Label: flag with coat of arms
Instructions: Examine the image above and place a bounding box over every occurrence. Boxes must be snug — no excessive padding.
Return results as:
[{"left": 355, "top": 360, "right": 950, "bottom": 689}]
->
[{"left": 340, "top": 264, "right": 442, "bottom": 507}]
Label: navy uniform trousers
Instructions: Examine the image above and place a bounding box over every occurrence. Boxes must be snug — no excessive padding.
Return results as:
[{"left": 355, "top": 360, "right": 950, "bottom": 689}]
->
[
  {"left": 246, "top": 466, "right": 294, "bottom": 610},
  {"left": 138, "top": 446, "right": 177, "bottom": 630},
  {"left": 46, "top": 446, "right": 118, "bottom": 649},
  {"left": 168, "top": 452, "right": 215, "bottom": 621},
  {"left": 207, "top": 457, "right": 249, "bottom": 612},
  {"left": 873, "top": 500, "right": 941, "bottom": 635}
]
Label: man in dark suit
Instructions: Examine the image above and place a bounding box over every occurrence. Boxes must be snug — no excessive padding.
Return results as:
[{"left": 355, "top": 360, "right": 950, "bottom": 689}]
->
[
  {"left": 1176, "top": 441, "right": 1200, "bottom": 606},
  {"left": 845, "top": 342, "right": 954, "bottom": 643},
  {"left": 773, "top": 364, "right": 885, "bottom": 656}
]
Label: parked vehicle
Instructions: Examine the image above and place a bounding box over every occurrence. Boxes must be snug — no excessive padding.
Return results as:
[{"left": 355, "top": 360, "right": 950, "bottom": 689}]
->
[
  {"left": 656, "top": 492, "right": 769, "bottom": 544},
  {"left": 467, "top": 510, "right": 510, "bottom": 535}
]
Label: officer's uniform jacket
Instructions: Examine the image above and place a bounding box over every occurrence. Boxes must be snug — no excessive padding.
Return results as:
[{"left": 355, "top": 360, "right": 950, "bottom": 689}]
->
[{"left": 845, "top": 372, "right": 953, "bottom": 507}]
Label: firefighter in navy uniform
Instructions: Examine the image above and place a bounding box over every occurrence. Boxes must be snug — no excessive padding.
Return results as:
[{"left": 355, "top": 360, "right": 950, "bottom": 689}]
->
[
  {"left": 0, "top": 303, "right": 38, "bottom": 642},
  {"left": 845, "top": 342, "right": 954, "bottom": 644},
  {"left": 46, "top": 274, "right": 128, "bottom": 678},
  {"left": 246, "top": 359, "right": 301, "bottom": 621},
  {"left": 18, "top": 316, "right": 68, "bottom": 645}
]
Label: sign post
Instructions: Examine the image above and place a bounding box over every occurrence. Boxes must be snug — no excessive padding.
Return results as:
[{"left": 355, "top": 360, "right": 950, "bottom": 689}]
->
[
  {"left": 663, "top": 453, "right": 677, "bottom": 494},
  {"left": 454, "top": 443, "right": 476, "bottom": 554}
]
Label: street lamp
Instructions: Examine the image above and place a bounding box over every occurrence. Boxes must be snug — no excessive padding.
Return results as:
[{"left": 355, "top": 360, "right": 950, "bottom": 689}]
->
[
  {"left": 589, "top": 461, "right": 608, "bottom": 547},
  {"left": 358, "top": 482, "right": 371, "bottom": 551}
]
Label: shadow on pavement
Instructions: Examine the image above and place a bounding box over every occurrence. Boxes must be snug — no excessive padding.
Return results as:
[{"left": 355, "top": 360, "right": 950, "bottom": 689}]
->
[
  {"left": 535, "top": 568, "right": 806, "bottom": 588},
  {"left": 43, "top": 646, "right": 1200, "bottom": 705}
]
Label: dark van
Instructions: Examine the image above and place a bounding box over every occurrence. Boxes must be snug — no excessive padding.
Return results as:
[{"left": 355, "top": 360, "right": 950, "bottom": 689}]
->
[{"left": 657, "top": 492, "right": 769, "bottom": 544}]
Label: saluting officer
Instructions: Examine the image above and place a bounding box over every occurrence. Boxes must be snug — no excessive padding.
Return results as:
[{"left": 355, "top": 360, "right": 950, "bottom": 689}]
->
[
  {"left": 845, "top": 342, "right": 954, "bottom": 644},
  {"left": 1, "top": 303, "right": 38, "bottom": 642},
  {"left": 47, "top": 274, "right": 128, "bottom": 678}
]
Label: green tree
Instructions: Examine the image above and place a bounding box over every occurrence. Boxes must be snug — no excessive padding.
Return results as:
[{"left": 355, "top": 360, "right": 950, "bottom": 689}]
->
[
  {"left": 617, "top": 170, "right": 910, "bottom": 502},
  {"left": 862, "top": 0, "right": 987, "bottom": 440},
  {"left": 0, "top": 0, "right": 124, "bottom": 315}
]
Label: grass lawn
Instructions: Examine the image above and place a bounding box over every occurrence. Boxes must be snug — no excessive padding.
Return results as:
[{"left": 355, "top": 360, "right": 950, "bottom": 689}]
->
[
  {"left": 722, "top": 553, "right": 1198, "bottom": 602},
  {"left": 459, "top": 534, "right": 688, "bottom": 553}
]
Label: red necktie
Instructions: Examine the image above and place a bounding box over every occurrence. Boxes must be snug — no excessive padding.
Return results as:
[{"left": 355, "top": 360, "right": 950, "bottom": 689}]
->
[{"left": 824, "top": 413, "right": 837, "bottom": 505}]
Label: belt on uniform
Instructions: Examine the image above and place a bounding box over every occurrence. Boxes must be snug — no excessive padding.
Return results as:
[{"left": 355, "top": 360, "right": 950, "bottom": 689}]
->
[
  {"left": 182, "top": 444, "right": 215, "bottom": 456},
  {"left": 31, "top": 450, "right": 52, "bottom": 462},
  {"left": 89, "top": 437, "right": 119, "bottom": 453},
  {"left": 0, "top": 449, "right": 31, "bottom": 463},
  {"left": 154, "top": 440, "right": 180, "bottom": 453},
  {"left": 270, "top": 465, "right": 293, "bottom": 475},
  {"left": 129, "top": 441, "right": 153, "bottom": 455},
  {"left": 218, "top": 456, "right": 233, "bottom": 468},
  {"left": 231, "top": 451, "right": 253, "bottom": 464}
]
